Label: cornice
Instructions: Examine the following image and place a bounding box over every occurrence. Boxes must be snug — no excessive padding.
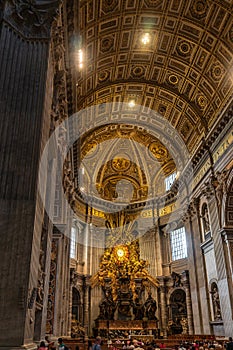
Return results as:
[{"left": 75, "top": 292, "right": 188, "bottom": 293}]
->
[{"left": 191, "top": 102, "right": 233, "bottom": 169}]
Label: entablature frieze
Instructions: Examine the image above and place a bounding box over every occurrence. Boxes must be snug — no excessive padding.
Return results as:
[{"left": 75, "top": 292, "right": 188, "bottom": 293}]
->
[{"left": 191, "top": 104, "right": 232, "bottom": 167}]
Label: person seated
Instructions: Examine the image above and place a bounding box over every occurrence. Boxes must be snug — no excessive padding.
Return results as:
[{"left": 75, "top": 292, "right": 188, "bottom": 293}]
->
[
  {"left": 38, "top": 341, "right": 47, "bottom": 350},
  {"left": 45, "top": 336, "right": 55, "bottom": 350}
]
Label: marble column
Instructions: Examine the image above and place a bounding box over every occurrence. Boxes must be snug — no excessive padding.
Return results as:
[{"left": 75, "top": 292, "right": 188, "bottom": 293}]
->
[
  {"left": 157, "top": 277, "right": 167, "bottom": 338},
  {"left": 34, "top": 213, "right": 54, "bottom": 342},
  {"left": 217, "top": 228, "right": 233, "bottom": 335},
  {"left": 52, "top": 227, "right": 70, "bottom": 337},
  {"left": 192, "top": 197, "right": 212, "bottom": 334},
  {"left": 182, "top": 203, "right": 203, "bottom": 334},
  {"left": 0, "top": 1, "right": 59, "bottom": 348},
  {"left": 210, "top": 185, "right": 233, "bottom": 335},
  {"left": 83, "top": 276, "right": 91, "bottom": 339}
]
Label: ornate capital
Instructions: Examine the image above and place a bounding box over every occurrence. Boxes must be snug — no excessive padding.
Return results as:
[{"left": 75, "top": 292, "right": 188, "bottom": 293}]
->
[
  {"left": 200, "top": 180, "right": 215, "bottom": 200},
  {"left": 181, "top": 270, "right": 190, "bottom": 287},
  {"left": 192, "top": 197, "right": 200, "bottom": 211},
  {"left": 182, "top": 201, "right": 196, "bottom": 222},
  {"left": 70, "top": 268, "right": 79, "bottom": 286},
  {"left": 4, "top": 0, "right": 60, "bottom": 39}
]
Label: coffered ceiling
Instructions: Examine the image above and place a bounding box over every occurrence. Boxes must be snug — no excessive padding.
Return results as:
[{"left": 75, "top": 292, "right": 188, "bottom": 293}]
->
[
  {"left": 63, "top": 0, "right": 233, "bottom": 221},
  {"left": 67, "top": 0, "right": 233, "bottom": 152}
]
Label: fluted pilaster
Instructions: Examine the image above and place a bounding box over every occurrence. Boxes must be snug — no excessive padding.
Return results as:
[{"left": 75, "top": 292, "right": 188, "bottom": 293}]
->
[
  {"left": 157, "top": 278, "right": 167, "bottom": 338},
  {"left": 0, "top": 1, "right": 59, "bottom": 347}
]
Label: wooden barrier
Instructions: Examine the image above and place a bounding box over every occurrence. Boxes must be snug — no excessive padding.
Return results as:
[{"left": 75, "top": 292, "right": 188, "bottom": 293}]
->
[{"left": 62, "top": 335, "right": 224, "bottom": 350}]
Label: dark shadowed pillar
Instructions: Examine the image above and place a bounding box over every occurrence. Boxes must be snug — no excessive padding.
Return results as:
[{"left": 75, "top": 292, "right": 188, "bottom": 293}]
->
[{"left": 0, "top": 1, "right": 59, "bottom": 348}]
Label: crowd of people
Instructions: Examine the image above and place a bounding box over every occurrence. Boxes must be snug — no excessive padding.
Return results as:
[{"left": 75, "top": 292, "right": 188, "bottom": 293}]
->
[
  {"left": 36, "top": 336, "right": 233, "bottom": 350},
  {"left": 37, "top": 336, "right": 71, "bottom": 350},
  {"left": 95, "top": 337, "right": 233, "bottom": 350}
]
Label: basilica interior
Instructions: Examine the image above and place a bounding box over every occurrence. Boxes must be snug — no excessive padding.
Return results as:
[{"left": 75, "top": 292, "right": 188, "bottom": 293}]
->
[{"left": 0, "top": 0, "right": 233, "bottom": 349}]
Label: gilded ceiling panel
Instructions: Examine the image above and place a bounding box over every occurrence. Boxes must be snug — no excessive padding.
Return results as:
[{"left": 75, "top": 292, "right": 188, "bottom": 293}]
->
[
  {"left": 63, "top": 0, "right": 233, "bottom": 222},
  {"left": 69, "top": 0, "right": 233, "bottom": 153}
]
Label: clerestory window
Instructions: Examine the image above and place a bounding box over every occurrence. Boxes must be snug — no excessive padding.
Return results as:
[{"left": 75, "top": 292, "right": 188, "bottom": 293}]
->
[
  {"left": 170, "top": 226, "right": 187, "bottom": 261},
  {"left": 165, "top": 172, "right": 176, "bottom": 191}
]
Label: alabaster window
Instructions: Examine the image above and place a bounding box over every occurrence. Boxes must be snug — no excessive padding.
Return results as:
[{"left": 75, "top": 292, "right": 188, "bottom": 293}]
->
[
  {"left": 70, "top": 226, "right": 77, "bottom": 259},
  {"left": 170, "top": 227, "right": 187, "bottom": 261},
  {"left": 165, "top": 172, "right": 176, "bottom": 191}
]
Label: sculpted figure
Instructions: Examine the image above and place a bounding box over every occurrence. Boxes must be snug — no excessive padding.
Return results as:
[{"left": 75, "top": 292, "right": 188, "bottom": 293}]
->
[
  {"left": 210, "top": 286, "right": 222, "bottom": 320},
  {"left": 144, "top": 292, "right": 157, "bottom": 320}
]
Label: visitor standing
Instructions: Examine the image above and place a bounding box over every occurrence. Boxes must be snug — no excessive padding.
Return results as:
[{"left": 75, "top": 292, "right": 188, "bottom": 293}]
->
[
  {"left": 226, "top": 338, "right": 233, "bottom": 350},
  {"left": 92, "top": 337, "right": 102, "bottom": 350},
  {"left": 45, "top": 336, "right": 55, "bottom": 350},
  {"left": 57, "top": 338, "right": 69, "bottom": 350},
  {"left": 38, "top": 341, "right": 47, "bottom": 350}
]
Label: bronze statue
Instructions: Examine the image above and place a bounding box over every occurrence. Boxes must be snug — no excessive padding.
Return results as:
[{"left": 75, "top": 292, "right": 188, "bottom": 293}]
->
[
  {"left": 144, "top": 292, "right": 157, "bottom": 320},
  {"left": 98, "top": 288, "right": 116, "bottom": 320}
]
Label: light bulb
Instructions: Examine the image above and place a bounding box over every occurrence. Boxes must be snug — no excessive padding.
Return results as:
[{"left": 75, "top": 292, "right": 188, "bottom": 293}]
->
[
  {"left": 117, "top": 248, "right": 124, "bottom": 258},
  {"left": 128, "top": 100, "right": 136, "bottom": 108},
  {"left": 141, "top": 33, "right": 150, "bottom": 45},
  {"left": 78, "top": 49, "right": 84, "bottom": 69}
]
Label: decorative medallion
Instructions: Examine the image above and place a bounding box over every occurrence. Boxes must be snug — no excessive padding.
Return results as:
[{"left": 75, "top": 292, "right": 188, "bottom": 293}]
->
[
  {"left": 158, "top": 104, "right": 167, "bottom": 115},
  {"left": 210, "top": 63, "right": 224, "bottom": 81},
  {"left": 168, "top": 74, "right": 179, "bottom": 85},
  {"left": 196, "top": 94, "right": 207, "bottom": 108},
  {"left": 131, "top": 66, "right": 146, "bottom": 78},
  {"left": 190, "top": 0, "right": 209, "bottom": 19},
  {"left": 111, "top": 157, "right": 131, "bottom": 172},
  {"left": 149, "top": 142, "right": 168, "bottom": 161},
  {"left": 100, "top": 36, "right": 114, "bottom": 53},
  {"left": 82, "top": 140, "right": 98, "bottom": 158},
  {"left": 98, "top": 70, "right": 110, "bottom": 83},
  {"left": 176, "top": 40, "right": 192, "bottom": 57}
]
